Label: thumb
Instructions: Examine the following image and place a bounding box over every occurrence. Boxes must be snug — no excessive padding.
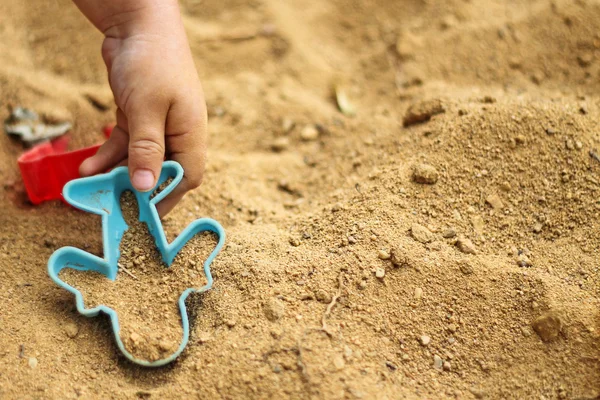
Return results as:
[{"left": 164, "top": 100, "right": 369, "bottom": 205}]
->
[{"left": 126, "top": 104, "right": 167, "bottom": 192}]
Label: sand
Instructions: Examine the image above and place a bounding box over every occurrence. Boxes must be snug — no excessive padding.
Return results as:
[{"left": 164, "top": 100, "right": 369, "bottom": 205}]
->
[
  {"left": 0, "top": 0, "right": 599, "bottom": 399},
  {"left": 59, "top": 191, "right": 217, "bottom": 362}
]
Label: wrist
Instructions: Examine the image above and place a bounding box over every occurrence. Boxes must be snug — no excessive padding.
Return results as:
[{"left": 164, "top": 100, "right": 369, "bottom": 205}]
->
[{"left": 78, "top": 0, "right": 182, "bottom": 39}]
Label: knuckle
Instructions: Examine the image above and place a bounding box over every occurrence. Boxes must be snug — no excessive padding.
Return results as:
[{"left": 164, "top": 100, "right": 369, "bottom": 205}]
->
[
  {"left": 129, "top": 138, "right": 165, "bottom": 159},
  {"left": 186, "top": 173, "right": 203, "bottom": 190}
]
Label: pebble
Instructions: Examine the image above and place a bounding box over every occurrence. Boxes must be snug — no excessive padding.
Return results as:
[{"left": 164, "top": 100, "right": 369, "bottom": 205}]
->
[
  {"left": 264, "top": 298, "right": 286, "bottom": 321},
  {"left": 455, "top": 236, "right": 477, "bottom": 254},
  {"left": 225, "top": 319, "right": 237, "bottom": 328},
  {"left": 130, "top": 332, "right": 141, "bottom": 343},
  {"left": 375, "top": 268, "right": 385, "bottom": 279},
  {"left": 566, "top": 139, "right": 574, "bottom": 150},
  {"left": 390, "top": 250, "right": 407, "bottom": 268},
  {"left": 403, "top": 99, "right": 445, "bottom": 126},
  {"left": 458, "top": 261, "right": 474, "bottom": 275},
  {"left": 378, "top": 249, "right": 391, "bottom": 260},
  {"left": 315, "top": 289, "right": 332, "bottom": 303},
  {"left": 395, "top": 30, "right": 422, "bottom": 59},
  {"left": 28, "top": 357, "right": 38, "bottom": 369},
  {"left": 517, "top": 254, "right": 532, "bottom": 268},
  {"left": 333, "top": 354, "right": 346, "bottom": 370},
  {"left": 410, "top": 223, "right": 434, "bottom": 243},
  {"left": 282, "top": 118, "right": 295, "bottom": 133},
  {"left": 470, "top": 387, "right": 487, "bottom": 399},
  {"left": 414, "top": 287, "right": 423, "bottom": 300},
  {"left": 433, "top": 355, "right": 443, "bottom": 370},
  {"left": 532, "top": 223, "right": 543, "bottom": 234},
  {"left": 532, "top": 312, "right": 562, "bottom": 342},
  {"left": 442, "top": 228, "right": 456, "bottom": 239},
  {"left": 499, "top": 181, "right": 512, "bottom": 192},
  {"left": 485, "top": 193, "right": 503, "bottom": 210},
  {"left": 159, "top": 340, "right": 173, "bottom": 352},
  {"left": 197, "top": 331, "right": 212, "bottom": 344},
  {"left": 271, "top": 137, "right": 290, "bottom": 152},
  {"left": 471, "top": 215, "right": 484, "bottom": 235},
  {"left": 420, "top": 335, "right": 431, "bottom": 346},
  {"left": 300, "top": 125, "right": 319, "bottom": 141},
  {"left": 447, "top": 324, "right": 458, "bottom": 333},
  {"left": 358, "top": 280, "right": 368, "bottom": 290},
  {"left": 443, "top": 361, "right": 452, "bottom": 371},
  {"left": 64, "top": 322, "right": 79, "bottom": 338},
  {"left": 412, "top": 164, "right": 439, "bottom": 184}
]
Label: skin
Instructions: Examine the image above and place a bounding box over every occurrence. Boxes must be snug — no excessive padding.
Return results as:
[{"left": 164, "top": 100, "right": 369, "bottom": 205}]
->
[{"left": 73, "top": 0, "right": 207, "bottom": 216}]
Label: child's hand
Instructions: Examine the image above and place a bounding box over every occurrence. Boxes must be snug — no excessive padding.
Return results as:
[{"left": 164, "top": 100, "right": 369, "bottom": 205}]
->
[{"left": 75, "top": 0, "right": 207, "bottom": 216}]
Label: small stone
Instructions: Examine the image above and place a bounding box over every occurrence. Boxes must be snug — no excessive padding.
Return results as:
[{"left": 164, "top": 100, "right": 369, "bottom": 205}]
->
[
  {"left": 532, "top": 312, "right": 562, "bottom": 342},
  {"left": 455, "top": 236, "right": 476, "bottom": 254},
  {"left": 499, "top": 181, "right": 512, "bottom": 192},
  {"left": 442, "top": 228, "right": 456, "bottom": 239},
  {"left": 282, "top": 118, "right": 295, "bottom": 133},
  {"left": 333, "top": 354, "right": 345, "bottom": 370},
  {"left": 64, "top": 322, "right": 79, "bottom": 338},
  {"left": 532, "top": 223, "right": 543, "bottom": 234},
  {"left": 447, "top": 324, "right": 458, "bottom": 333},
  {"left": 443, "top": 361, "right": 451, "bottom": 371},
  {"left": 414, "top": 287, "right": 423, "bottom": 300},
  {"left": 264, "top": 298, "right": 286, "bottom": 321},
  {"left": 420, "top": 335, "right": 431, "bottom": 346},
  {"left": 458, "top": 261, "right": 474, "bottom": 275},
  {"left": 485, "top": 194, "right": 503, "bottom": 210},
  {"left": 395, "top": 31, "right": 422, "bottom": 59},
  {"left": 378, "top": 249, "right": 391, "bottom": 260},
  {"left": 358, "top": 280, "right": 368, "bottom": 290},
  {"left": 197, "top": 331, "right": 212, "bottom": 343},
  {"left": 433, "top": 355, "right": 443, "bottom": 370},
  {"left": 412, "top": 164, "right": 439, "bottom": 184},
  {"left": 520, "top": 326, "right": 532, "bottom": 337},
  {"left": 289, "top": 237, "right": 301, "bottom": 247},
  {"left": 517, "top": 254, "right": 532, "bottom": 268},
  {"left": 575, "top": 141, "right": 583, "bottom": 150},
  {"left": 578, "top": 52, "right": 593, "bottom": 67},
  {"left": 271, "top": 137, "right": 290, "bottom": 152},
  {"left": 471, "top": 215, "right": 484, "bottom": 235},
  {"left": 566, "top": 139, "right": 575, "bottom": 150},
  {"left": 159, "top": 340, "right": 173, "bottom": 352},
  {"left": 315, "top": 289, "right": 331, "bottom": 303},
  {"left": 300, "top": 125, "right": 319, "bottom": 141},
  {"left": 403, "top": 99, "right": 445, "bottom": 126},
  {"left": 375, "top": 268, "right": 385, "bottom": 279},
  {"left": 28, "top": 357, "right": 38, "bottom": 369},
  {"left": 130, "top": 332, "right": 141, "bottom": 343},
  {"left": 410, "top": 223, "right": 434, "bottom": 243},
  {"left": 470, "top": 387, "right": 487, "bottom": 399},
  {"left": 390, "top": 249, "right": 407, "bottom": 268},
  {"left": 545, "top": 127, "right": 557, "bottom": 135},
  {"left": 225, "top": 319, "right": 237, "bottom": 328}
]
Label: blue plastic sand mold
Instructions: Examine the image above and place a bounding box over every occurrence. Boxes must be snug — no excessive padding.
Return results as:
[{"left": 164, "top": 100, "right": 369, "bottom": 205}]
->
[{"left": 48, "top": 161, "right": 225, "bottom": 367}]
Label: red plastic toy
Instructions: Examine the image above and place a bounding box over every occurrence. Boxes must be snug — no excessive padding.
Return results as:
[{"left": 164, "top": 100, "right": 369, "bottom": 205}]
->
[{"left": 17, "top": 125, "right": 113, "bottom": 205}]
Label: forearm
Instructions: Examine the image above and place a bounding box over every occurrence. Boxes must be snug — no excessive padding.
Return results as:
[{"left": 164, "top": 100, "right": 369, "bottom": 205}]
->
[{"left": 72, "top": 0, "right": 182, "bottom": 38}]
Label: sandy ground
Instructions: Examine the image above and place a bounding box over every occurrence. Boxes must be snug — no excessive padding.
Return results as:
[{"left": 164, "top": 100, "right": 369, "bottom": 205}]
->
[{"left": 0, "top": 0, "right": 599, "bottom": 399}]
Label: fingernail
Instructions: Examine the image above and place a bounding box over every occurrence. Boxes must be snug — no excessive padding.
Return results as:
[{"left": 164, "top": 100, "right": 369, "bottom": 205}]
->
[{"left": 132, "top": 169, "right": 155, "bottom": 191}]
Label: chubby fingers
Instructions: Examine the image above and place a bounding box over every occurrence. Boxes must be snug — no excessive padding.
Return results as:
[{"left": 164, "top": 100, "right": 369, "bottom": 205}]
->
[
  {"left": 80, "top": 108, "right": 129, "bottom": 177},
  {"left": 155, "top": 98, "right": 207, "bottom": 217},
  {"left": 126, "top": 100, "right": 168, "bottom": 192}
]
